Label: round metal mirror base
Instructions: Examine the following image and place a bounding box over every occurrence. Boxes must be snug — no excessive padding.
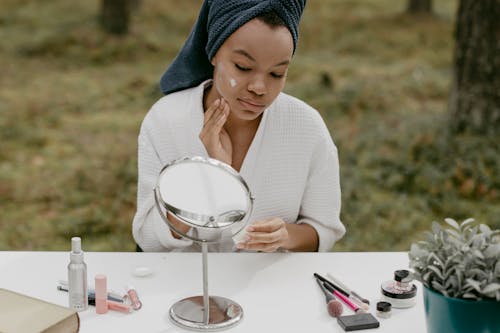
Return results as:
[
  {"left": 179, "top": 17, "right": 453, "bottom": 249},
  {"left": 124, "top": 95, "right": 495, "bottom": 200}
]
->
[{"left": 169, "top": 296, "right": 243, "bottom": 331}]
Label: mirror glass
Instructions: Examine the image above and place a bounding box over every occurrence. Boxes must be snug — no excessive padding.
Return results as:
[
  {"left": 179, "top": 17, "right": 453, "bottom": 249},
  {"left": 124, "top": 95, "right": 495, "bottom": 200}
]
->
[{"left": 155, "top": 156, "right": 253, "bottom": 242}]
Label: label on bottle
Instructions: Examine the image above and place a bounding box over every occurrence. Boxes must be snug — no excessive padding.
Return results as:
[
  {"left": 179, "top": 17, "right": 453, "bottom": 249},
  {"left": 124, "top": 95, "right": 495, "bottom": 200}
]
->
[{"left": 68, "top": 262, "right": 88, "bottom": 311}]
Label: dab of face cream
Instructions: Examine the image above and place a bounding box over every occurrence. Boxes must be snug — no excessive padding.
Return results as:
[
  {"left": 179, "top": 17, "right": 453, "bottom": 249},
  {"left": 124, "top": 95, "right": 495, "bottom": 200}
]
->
[{"left": 229, "top": 78, "right": 237, "bottom": 88}]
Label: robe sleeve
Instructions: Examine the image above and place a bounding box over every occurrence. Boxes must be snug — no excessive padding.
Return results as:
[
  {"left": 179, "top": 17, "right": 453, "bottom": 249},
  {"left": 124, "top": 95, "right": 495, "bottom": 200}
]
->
[
  {"left": 296, "top": 124, "right": 346, "bottom": 252},
  {"left": 132, "top": 126, "right": 194, "bottom": 251}
]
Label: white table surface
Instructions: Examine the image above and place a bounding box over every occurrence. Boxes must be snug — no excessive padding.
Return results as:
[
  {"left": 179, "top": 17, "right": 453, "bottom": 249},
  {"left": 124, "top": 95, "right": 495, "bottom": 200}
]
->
[{"left": 0, "top": 251, "right": 425, "bottom": 333}]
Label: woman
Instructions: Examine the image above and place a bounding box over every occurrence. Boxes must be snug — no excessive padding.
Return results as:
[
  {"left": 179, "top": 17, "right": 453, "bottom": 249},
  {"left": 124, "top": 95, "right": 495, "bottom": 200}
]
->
[{"left": 132, "top": 0, "right": 345, "bottom": 252}]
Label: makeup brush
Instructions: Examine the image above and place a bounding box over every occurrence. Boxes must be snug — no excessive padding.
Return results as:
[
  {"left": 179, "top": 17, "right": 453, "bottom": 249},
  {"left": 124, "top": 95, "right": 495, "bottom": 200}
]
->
[{"left": 315, "top": 278, "right": 344, "bottom": 318}]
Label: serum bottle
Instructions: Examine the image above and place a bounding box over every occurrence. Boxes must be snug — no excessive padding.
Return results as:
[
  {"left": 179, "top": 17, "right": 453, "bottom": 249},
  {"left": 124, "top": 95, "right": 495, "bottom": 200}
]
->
[{"left": 68, "top": 237, "right": 88, "bottom": 311}]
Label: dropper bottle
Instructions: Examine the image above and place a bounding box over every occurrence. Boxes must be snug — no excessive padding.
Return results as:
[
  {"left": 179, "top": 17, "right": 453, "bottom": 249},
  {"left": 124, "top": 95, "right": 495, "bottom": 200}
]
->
[{"left": 68, "top": 237, "right": 88, "bottom": 311}]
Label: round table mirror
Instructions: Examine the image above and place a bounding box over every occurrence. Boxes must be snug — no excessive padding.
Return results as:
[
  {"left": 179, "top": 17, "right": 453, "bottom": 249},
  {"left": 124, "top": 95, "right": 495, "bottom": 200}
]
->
[{"left": 154, "top": 156, "right": 254, "bottom": 331}]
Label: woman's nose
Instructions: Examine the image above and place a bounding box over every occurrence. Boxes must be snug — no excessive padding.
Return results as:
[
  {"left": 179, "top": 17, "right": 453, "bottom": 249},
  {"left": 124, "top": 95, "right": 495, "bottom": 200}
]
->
[{"left": 247, "top": 75, "right": 266, "bottom": 96}]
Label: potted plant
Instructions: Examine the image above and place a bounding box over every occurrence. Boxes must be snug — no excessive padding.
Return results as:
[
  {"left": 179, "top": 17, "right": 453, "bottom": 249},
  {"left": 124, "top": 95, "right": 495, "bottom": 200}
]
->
[{"left": 409, "top": 218, "right": 500, "bottom": 333}]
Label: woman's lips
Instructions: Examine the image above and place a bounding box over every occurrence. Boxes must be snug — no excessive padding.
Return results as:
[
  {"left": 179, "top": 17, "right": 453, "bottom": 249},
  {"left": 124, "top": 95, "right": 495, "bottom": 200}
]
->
[{"left": 237, "top": 98, "right": 265, "bottom": 112}]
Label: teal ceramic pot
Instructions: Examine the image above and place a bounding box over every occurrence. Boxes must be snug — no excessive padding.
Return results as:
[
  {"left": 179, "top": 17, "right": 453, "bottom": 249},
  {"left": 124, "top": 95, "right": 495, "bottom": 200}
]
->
[{"left": 424, "top": 286, "right": 500, "bottom": 333}]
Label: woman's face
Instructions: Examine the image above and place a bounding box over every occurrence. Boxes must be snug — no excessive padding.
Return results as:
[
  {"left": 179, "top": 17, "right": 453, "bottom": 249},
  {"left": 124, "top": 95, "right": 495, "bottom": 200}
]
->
[{"left": 211, "top": 18, "right": 293, "bottom": 121}]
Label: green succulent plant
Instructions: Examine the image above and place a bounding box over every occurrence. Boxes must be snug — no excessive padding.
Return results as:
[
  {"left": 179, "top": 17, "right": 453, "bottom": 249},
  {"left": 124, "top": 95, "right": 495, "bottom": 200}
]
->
[{"left": 409, "top": 218, "right": 500, "bottom": 301}]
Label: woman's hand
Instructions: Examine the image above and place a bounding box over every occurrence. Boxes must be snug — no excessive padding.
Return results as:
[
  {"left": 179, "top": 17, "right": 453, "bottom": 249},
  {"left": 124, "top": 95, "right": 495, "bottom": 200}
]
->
[
  {"left": 167, "top": 211, "right": 190, "bottom": 239},
  {"left": 199, "top": 98, "right": 232, "bottom": 165},
  {"left": 236, "top": 218, "right": 290, "bottom": 252},
  {"left": 236, "top": 218, "right": 320, "bottom": 252}
]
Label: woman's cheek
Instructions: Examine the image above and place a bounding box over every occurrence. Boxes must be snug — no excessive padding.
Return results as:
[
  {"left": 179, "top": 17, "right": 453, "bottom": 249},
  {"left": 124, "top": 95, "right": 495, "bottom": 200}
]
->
[
  {"left": 222, "top": 66, "right": 239, "bottom": 91},
  {"left": 215, "top": 63, "right": 238, "bottom": 98}
]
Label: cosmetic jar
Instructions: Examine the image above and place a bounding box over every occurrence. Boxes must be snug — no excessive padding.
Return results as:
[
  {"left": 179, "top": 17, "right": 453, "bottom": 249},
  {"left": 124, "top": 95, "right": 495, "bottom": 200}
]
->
[
  {"left": 376, "top": 301, "right": 392, "bottom": 319},
  {"left": 380, "top": 270, "right": 417, "bottom": 308}
]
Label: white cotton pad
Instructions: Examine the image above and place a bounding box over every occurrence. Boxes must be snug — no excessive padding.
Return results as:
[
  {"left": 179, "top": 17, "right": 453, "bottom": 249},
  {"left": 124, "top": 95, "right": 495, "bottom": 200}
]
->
[{"left": 132, "top": 266, "right": 153, "bottom": 277}]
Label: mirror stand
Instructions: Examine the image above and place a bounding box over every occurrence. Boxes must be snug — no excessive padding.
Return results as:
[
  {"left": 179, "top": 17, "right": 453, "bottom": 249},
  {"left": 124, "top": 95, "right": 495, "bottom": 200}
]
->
[
  {"left": 154, "top": 156, "right": 253, "bottom": 331},
  {"left": 169, "top": 242, "right": 243, "bottom": 331}
]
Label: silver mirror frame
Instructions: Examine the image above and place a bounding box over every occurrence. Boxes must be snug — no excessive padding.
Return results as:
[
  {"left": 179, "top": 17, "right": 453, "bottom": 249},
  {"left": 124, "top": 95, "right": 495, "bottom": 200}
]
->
[
  {"left": 154, "top": 156, "right": 254, "bottom": 243},
  {"left": 153, "top": 156, "right": 254, "bottom": 331}
]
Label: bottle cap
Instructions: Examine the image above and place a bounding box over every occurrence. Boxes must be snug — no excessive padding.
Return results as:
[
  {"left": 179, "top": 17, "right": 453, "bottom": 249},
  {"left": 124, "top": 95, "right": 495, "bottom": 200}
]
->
[
  {"left": 95, "top": 274, "right": 107, "bottom": 297},
  {"left": 71, "top": 237, "right": 81, "bottom": 253},
  {"left": 376, "top": 301, "right": 392, "bottom": 312},
  {"left": 394, "top": 270, "right": 410, "bottom": 282},
  {"left": 70, "top": 237, "right": 84, "bottom": 263}
]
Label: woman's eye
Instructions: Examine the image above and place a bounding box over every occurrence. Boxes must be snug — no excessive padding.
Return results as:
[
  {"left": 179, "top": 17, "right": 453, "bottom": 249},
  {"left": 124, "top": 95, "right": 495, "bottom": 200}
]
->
[
  {"left": 271, "top": 72, "right": 285, "bottom": 79},
  {"left": 235, "top": 63, "right": 250, "bottom": 71}
]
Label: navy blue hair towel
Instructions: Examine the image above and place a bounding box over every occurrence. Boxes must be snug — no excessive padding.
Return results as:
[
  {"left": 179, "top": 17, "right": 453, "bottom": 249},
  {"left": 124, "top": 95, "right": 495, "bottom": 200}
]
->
[{"left": 159, "top": 0, "right": 306, "bottom": 95}]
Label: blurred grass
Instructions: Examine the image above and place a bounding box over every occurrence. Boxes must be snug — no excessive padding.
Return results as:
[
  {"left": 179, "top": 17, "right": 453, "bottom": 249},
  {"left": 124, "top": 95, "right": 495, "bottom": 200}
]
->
[{"left": 0, "top": 0, "right": 498, "bottom": 251}]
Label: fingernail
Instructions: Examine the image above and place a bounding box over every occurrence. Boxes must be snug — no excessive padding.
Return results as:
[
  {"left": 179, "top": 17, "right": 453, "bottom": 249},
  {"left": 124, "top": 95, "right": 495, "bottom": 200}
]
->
[
  {"left": 236, "top": 243, "right": 245, "bottom": 249},
  {"left": 247, "top": 226, "right": 254, "bottom": 232},
  {"left": 244, "top": 235, "right": 251, "bottom": 242}
]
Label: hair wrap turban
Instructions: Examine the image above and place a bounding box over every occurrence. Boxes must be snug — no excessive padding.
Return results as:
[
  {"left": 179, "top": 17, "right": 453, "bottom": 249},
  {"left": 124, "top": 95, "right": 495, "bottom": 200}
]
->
[{"left": 159, "top": 0, "right": 307, "bottom": 95}]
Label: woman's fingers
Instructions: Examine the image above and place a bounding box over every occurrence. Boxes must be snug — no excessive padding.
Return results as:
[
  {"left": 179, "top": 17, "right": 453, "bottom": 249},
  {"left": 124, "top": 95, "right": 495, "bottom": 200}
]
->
[
  {"left": 201, "top": 99, "right": 229, "bottom": 137},
  {"left": 203, "top": 98, "right": 221, "bottom": 125},
  {"left": 204, "top": 98, "right": 226, "bottom": 127},
  {"left": 245, "top": 229, "right": 286, "bottom": 244},
  {"left": 247, "top": 218, "right": 281, "bottom": 233},
  {"left": 236, "top": 218, "right": 289, "bottom": 252},
  {"left": 199, "top": 97, "right": 232, "bottom": 165},
  {"left": 213, "top": 102, "right": 229, "bottom": 131},
  {"left": 240, "top": 241, "right": 280, "bottom": 253}
]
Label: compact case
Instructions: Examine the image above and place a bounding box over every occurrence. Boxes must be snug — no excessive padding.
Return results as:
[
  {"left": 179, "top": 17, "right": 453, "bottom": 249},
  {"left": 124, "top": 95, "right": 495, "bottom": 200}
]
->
[{"left": 337, "top": 313, "right": 380, "bottom": 331}]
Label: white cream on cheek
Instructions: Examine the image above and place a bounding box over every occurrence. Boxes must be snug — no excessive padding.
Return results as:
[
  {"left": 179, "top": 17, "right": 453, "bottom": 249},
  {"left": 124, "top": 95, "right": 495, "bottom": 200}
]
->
[{"left": 216, "top": 62, "right": 237, "bottom": 89}]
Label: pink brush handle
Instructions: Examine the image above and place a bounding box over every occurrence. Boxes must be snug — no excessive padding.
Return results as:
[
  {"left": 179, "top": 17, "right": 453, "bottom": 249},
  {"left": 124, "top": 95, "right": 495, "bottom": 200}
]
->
[{"left": 332, "top": 289, "right": 360, "bottom": 312}]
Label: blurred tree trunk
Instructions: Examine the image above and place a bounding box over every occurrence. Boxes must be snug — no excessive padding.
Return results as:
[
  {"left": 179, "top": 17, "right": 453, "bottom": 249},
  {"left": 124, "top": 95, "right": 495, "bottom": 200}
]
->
[
  {"left": 406, "top": 0, "right": 432, "bottom": 14},
  {"left": 100, "top": 0, "right": 132, "bottom": 35},
  {"left": 449, "top": 0, "right": 500, "bottom": 134}
]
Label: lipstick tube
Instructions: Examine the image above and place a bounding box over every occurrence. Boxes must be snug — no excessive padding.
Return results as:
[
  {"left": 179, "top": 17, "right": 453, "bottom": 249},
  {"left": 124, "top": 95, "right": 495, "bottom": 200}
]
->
[
  {"left": 95, "top": 274, "right": 108, "bottom": 314},
  {"left": 108, "top": 300, "right": 131, "bottom": 313},
  {"left": 126, "top": 285, "right": 142, "bottom": 310}
]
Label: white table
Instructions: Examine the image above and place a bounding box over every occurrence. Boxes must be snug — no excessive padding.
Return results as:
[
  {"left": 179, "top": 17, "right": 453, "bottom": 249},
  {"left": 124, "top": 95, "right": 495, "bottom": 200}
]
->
[{"left": 0, "top": 251, "right": 425, "bottom": 332}]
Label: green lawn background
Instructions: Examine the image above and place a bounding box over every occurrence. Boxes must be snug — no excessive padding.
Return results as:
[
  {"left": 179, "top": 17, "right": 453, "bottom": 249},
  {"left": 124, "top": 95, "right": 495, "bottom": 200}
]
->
[{"left": 1, "top": 0, "right": 498, "bottom": 251}]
